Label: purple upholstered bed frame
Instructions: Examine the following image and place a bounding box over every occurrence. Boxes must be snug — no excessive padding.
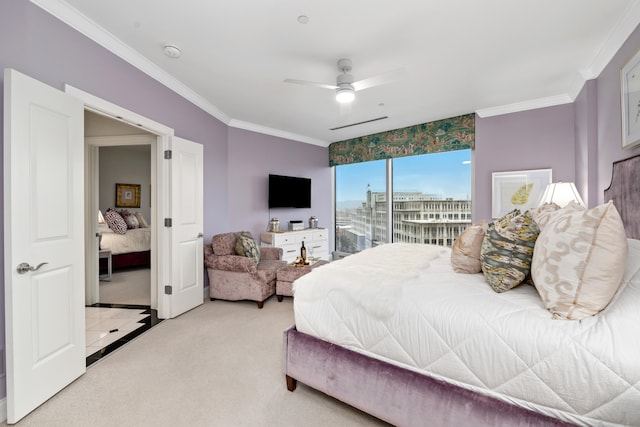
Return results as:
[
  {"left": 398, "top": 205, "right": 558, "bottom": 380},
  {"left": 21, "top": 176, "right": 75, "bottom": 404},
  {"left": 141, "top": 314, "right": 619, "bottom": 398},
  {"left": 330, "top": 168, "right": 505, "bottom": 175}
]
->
[{"left": 282, "top": 155, "right": 640, "bottom": 427}]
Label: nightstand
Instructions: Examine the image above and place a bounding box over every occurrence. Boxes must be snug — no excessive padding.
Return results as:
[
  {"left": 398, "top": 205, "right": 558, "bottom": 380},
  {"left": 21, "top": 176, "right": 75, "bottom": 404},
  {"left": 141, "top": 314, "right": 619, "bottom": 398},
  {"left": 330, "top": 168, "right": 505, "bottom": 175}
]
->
[{"left": 99, "top": 249, "right": 112, "bottom": 281}]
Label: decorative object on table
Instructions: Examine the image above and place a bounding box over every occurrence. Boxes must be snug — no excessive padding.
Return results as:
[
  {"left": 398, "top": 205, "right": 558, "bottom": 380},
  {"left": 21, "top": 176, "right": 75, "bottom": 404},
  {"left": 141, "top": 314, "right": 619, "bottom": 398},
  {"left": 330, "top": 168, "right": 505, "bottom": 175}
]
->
[
  {"left": 115, "top": 183, "right": 141, "bottom": 208},
  {"left": 537, "top": 182, "right": 585, "bottom": 208},
  {"left": 308, "top": 216, "right": 318, "bottom": 228},
  {"left": 300, "top": 241, "right": 307, "bottom": 263},
  {"left": 268, "top": 217, "right": 280, "bottom": 232},
  {"left": 620, "top": 48, "right": 640, "bottom": 150},
  {"left": 491, "top": 169, "right": 552, "bottom": 218},
  {"left": 289, "top": 220, "right": 304, "bottom": 231}
]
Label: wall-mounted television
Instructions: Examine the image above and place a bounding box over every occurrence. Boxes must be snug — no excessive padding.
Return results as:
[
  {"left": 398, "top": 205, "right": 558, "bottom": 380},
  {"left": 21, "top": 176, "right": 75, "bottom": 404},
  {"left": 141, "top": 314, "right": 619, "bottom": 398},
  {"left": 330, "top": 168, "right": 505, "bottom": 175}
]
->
[{"left": 268, "top": 174, "right": 311, "bottom": 208}]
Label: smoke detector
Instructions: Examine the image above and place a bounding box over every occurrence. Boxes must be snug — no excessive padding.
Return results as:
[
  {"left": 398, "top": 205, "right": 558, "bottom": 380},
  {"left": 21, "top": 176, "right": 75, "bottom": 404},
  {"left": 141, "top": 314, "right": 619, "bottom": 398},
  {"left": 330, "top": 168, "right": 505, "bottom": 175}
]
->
[{"left": 163, "top": 44, "right": 182, "bottom": 59}]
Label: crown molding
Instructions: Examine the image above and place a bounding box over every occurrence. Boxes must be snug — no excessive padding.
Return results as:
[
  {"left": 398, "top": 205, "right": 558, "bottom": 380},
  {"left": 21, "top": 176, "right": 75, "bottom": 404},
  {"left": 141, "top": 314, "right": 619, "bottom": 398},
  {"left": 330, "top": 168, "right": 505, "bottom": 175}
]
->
[
  {"left": 228, "top": 119, "right": 329, "bottom": 147},
  {"left": 30, "top": 0, "right": 230, "bottom": 125},
  {"left": 475, "top": 94, "right": 573, "bottom": 118}
]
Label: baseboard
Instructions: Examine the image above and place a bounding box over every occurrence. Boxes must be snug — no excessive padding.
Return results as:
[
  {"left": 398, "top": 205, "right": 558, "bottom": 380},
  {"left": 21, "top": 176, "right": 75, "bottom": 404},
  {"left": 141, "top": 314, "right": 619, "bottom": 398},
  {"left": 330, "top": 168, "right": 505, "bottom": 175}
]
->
[{"left": 0, "top": 397, "right": 7, "bottom": 423}]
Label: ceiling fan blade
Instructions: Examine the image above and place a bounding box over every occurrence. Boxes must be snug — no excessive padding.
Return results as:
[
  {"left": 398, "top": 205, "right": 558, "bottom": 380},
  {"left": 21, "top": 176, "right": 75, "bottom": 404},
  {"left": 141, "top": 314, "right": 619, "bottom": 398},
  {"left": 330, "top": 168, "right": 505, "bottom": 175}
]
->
[
  {"left": 283, "top": 78, "right": 337, "bottom": 90},
  {"left": 352, "top": 67, "right": 407, "bottom": 92}
]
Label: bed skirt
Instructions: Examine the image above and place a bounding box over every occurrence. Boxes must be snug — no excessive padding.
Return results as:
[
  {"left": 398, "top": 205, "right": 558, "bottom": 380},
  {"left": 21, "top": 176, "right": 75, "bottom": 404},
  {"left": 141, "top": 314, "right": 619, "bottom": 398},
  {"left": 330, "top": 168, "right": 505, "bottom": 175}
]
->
[
  {"left": 100, "top": 250, "right": 150, "bottom": 272},
  {"left": 282, "top": 326, "right": 575, "bottom": 427}
]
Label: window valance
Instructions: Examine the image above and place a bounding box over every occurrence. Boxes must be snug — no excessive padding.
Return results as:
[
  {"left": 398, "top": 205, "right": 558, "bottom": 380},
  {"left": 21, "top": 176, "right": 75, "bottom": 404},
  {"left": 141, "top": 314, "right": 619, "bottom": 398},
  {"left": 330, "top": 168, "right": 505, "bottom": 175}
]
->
[{"left": 329, "top": 113, "right": 475, "bottom": 166}]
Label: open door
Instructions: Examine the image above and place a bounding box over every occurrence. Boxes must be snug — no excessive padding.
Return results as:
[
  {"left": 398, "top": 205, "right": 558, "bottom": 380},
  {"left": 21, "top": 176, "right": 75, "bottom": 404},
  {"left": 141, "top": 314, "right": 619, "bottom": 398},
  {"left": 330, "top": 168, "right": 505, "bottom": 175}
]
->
[
  {"left": 168, "top": 136, "right": 204, "bottom": 317},
  {"left": 4, "top": 69, "right": 85, "bottom": 423}
]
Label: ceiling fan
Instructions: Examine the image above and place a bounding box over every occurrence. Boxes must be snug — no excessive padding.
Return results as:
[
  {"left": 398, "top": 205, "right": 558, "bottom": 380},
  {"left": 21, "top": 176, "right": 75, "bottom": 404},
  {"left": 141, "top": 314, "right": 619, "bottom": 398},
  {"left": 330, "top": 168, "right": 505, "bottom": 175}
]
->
[{"left": 284, "top": 58, "right": 404, "bottom": 103}]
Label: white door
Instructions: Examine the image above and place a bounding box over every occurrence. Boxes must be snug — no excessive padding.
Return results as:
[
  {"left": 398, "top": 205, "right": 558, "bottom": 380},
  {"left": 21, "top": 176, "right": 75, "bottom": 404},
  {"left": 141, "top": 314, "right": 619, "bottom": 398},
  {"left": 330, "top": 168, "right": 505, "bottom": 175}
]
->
[
  {"left": 4, "top": 69, "right": 85, "bottom": 423},
  {"left": 169, "top": 137, "right": 203, "bottom": 317}
]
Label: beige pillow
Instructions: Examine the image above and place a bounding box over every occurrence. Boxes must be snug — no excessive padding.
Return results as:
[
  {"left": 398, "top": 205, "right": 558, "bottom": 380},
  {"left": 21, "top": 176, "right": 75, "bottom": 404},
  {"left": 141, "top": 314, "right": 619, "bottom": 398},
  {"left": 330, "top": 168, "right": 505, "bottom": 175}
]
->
[
  {"left": 527, "top": 202, "right": 561, "bottom": 230},
  {"left": 451, "top": 222, "right": 487, "bottom": 273},
  {"left": 531, "top": 201, "right": 628, "bottom": 320}
]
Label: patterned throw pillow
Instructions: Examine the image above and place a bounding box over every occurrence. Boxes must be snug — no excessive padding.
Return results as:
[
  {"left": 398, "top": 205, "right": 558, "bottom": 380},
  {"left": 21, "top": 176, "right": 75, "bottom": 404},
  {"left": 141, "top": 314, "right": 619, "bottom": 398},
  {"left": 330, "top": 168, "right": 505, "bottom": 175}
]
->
[
  {"left": 527, "top": 202, "right": 561, "bottom": 230},
  {"left": 450, "top": 222, "right": 488, "bottom": 273},
  {"left": 118, "top": 209, "right": 139, "bottom": 229},
  {"left": 531, "top": 201, "right": 627, "bottom": 320},
  {"left": 104, "top": 209, "right": 128, "bottom": 234},
  {"left": 235, "top": 232, "right": 260, "bottom": 264},
  {"left": 480, "top": 210, "right": 540, "bottom": 292}
]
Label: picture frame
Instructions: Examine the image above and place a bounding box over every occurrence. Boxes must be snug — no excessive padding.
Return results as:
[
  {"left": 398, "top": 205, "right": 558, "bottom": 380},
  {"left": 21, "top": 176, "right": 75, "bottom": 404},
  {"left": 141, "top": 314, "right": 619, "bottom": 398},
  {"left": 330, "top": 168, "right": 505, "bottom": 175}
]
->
[
  {"left": 115, "top": 183, "right": 141, "bottom": 208},
  {"left": 620, "top": 48, "right": 640, "bottom": 150},
  {"left": 491, "top": 169, "right": 552, "bottom": 218}
]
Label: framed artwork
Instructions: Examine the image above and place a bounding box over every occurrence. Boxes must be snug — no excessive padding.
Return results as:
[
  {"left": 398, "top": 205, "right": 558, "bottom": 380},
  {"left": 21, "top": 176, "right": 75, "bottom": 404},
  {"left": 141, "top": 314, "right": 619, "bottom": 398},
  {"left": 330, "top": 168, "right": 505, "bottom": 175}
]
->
[
  {"left": 620, "top": 48, "right": 640, "bottom": 150},
  {"left": 491, "top": 169, "right": 552, "bottom": 218},
  {"left": 115, "top": 183, "right": 141, "bottom": 208}
]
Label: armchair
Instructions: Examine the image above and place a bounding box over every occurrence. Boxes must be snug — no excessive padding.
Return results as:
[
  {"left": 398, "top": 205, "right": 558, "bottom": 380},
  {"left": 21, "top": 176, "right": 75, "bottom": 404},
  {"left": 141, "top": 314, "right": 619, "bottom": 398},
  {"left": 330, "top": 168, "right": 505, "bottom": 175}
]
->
[{"left": 204, "top": 231, "right": 287, "bottom": 308}]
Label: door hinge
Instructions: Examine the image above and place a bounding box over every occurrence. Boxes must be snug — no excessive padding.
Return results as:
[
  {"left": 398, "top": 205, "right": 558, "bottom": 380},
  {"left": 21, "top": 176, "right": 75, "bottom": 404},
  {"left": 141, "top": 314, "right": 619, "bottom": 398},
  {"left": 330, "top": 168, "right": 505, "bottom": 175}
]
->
[
  {"left": 164, "top": 149, "right": 172, "bottom": 159},
  {"left": 164, "top": 218, "right": 172, "bottom": 227},
  {"left": 164, "top": 285, "right": 173, "bottom": 295}
]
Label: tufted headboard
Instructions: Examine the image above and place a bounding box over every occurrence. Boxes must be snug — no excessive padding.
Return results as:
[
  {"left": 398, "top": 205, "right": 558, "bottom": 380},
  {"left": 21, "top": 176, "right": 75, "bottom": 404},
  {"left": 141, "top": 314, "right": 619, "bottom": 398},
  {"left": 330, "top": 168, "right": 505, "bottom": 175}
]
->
[{"left": 604, "top": 154, "right": 640, "bottom": 240}]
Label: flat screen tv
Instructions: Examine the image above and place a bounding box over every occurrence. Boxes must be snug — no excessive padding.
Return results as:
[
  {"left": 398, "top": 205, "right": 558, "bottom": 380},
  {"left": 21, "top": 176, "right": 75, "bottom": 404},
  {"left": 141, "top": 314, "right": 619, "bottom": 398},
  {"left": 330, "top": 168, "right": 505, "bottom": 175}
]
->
[{"left": 268, "top": 174, "right": 311, "bottom": 208}]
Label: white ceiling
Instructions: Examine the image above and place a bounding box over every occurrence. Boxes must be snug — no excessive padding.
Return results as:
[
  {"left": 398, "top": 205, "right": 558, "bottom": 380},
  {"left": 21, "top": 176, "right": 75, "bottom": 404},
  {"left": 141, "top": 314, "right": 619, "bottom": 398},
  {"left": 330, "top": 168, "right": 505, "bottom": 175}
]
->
[{"left": 36, "top": 0, "right": 640, "bottom": 147}]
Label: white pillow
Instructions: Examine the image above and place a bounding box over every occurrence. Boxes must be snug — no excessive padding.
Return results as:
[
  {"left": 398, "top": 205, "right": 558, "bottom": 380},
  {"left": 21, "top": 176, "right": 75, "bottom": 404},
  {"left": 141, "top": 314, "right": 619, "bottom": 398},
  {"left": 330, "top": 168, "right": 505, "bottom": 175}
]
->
[
  {"left": 531, "top": 201, "right": 628, "bottom": 320},
  {"left": 135, "top": 212, "right": 149, "bottom": 228}
]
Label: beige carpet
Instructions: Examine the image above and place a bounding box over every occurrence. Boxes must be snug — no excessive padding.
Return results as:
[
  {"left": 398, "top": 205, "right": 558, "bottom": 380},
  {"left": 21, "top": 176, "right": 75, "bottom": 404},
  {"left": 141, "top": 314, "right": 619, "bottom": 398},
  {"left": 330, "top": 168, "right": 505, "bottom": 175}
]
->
[
  {"left": 5, "top": 298, "right": 389, "bottom": 427},
  {"left": 99, "top": 268, "right": 151, "bottom": 306}
]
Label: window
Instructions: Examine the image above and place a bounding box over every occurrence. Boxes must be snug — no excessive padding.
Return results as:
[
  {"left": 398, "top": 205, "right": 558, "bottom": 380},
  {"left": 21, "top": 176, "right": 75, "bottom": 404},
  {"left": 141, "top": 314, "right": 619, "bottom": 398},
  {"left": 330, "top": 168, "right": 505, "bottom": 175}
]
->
[
  {"left": 335, "top": 150, "right": 471, "bottom": 255},
  {"left": 335, "top": 159, "right": 387, "bottom": 254}
]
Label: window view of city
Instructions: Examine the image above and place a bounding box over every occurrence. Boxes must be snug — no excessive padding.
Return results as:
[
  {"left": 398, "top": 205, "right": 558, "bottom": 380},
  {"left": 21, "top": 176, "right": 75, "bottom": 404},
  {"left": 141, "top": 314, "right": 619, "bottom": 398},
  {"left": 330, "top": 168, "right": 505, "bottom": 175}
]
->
[{"left": 335, "top": 150, "right": 472, "bottom": 255}]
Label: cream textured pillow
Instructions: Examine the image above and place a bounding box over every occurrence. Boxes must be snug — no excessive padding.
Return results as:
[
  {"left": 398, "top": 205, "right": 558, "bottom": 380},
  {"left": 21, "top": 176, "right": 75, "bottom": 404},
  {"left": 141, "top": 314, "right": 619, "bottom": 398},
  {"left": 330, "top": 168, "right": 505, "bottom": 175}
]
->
[
  {"left": 531, "top": 201, "right": 628, "bottom": 320},
  {"left": 528, "top": 202, "right": 561, "bottom": 230},
  {"left": 451, "top": 222, "right": 487, "bottom": 273}
]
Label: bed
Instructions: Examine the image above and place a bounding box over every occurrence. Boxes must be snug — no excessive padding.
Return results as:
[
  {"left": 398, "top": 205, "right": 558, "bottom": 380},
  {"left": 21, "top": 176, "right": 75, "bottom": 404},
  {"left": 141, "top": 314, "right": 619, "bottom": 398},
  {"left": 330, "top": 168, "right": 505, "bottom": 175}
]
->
[
  {"left": 283, "top": 154, "right": 640, "bottom": 427},
  {"left": 99, "top": 227, "right": 151, "bottom": 271}
]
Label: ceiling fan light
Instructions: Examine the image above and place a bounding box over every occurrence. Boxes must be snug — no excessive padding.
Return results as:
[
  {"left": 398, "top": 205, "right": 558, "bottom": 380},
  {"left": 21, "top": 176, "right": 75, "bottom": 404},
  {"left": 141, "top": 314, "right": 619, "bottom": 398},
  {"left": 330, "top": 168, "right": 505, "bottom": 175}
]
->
[{"left": 336, "top": 87, "right": 355, "bottom": 103}]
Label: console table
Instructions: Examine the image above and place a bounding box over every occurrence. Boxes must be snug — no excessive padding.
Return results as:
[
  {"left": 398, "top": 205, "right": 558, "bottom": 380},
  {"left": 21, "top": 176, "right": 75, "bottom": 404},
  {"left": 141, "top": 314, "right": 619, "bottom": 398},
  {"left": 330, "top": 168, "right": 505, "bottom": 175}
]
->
[{"left": 260, "top": 228, "right": 329, "bottom": 264}]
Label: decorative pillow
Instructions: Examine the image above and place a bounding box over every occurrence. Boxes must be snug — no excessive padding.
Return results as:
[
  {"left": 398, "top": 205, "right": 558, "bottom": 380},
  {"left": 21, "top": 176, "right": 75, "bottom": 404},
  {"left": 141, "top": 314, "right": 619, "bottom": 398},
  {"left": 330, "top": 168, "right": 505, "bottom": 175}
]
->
[
  {"left": 118, "top": 209, "right": 139, "bottom": 229},
  {"left": 235, "top": 232, "right": 260, "bottom": 264},
  {"left": 531, "top": 201, "right": 628, "bottom": 320},
  {"left": 212, "top": 232, "right": 239, "bottom": 255},
  {"left": 527, "top": 203, "right": 561, "bottom": 230},
  {"left": 450, "top": 222, "right": 488, "bottom": 273},
  {"left": 135, "top": 212, "right": 149, "bottom": 228},
  {"left": 480, "top": 210, "right": 540, "bottom": 293},
  {"left": 104, "top": 209, "right": 127, "bottom": 234}
]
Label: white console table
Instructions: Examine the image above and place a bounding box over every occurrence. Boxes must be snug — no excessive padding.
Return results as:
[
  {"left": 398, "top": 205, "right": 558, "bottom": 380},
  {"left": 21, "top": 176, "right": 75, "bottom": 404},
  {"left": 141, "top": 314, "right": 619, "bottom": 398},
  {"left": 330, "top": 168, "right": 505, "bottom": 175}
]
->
[{"left": 260, "top": 228, "right": 330, "bottom": 264}]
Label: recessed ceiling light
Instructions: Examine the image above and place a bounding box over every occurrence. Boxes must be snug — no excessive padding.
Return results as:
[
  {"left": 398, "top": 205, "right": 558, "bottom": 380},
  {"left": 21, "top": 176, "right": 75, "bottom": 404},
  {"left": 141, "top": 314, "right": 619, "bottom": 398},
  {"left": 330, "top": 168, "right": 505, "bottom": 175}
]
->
[
  {"left": 163, "top": 44, "right": 181, "bottom": 59},
  {"left": 297, "top": 15, "right": 309, "bottom": 24}
]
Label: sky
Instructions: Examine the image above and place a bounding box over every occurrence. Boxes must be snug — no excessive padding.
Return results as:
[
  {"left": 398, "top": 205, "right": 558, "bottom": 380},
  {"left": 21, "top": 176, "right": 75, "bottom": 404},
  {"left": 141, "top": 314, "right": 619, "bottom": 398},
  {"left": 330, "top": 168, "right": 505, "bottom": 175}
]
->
[{"left": 335, "top": 149, "right": 472, "bottom": 203}]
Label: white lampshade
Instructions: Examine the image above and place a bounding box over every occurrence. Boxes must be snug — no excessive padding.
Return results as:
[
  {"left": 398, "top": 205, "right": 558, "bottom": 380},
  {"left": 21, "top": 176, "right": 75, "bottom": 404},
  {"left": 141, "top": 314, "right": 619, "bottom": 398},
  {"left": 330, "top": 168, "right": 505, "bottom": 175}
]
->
[
  {"left": 538, "top": 182, "right": 585, "bottom": 208},
  {"left": 98, "top": 210, "right": 105, "bottom": 224}
]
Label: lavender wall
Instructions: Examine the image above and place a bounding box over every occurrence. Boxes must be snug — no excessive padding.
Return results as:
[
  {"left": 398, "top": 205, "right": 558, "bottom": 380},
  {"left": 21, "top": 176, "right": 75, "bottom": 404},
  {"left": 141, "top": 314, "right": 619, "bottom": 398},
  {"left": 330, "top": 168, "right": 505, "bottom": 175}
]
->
[
  {"left": 593, "top": 22, "right": 640, "bottom": 203},
  {"left": 473, "top": 104, "right": 576, "bottom": 221},
  {"left": 573, "top": 79, "right": 599, "bottom": 207},
  {"left": 227, "top": 128, "right": 332, "bottom": 243}
]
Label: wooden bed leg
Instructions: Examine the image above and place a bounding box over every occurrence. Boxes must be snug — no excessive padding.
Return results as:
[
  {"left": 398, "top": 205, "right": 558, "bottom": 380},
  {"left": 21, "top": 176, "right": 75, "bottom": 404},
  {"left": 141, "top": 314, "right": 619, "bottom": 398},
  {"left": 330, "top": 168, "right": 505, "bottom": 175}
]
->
[
  {"left": 286, "top": 375, "right": 297, "bottom": 391},
  {"left": 277, "top": 295, "right": 283, "bottom": 302},
  {"left": 256, "top": 300, "right": 264, "bottom": 309}
]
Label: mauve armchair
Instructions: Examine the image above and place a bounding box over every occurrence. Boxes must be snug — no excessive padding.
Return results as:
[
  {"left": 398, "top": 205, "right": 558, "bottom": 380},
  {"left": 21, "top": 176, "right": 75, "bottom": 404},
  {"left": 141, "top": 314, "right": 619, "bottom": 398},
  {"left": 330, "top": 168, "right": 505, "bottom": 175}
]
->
[{"left": 204, "top": 231, "right": 287, "bottom": 308}]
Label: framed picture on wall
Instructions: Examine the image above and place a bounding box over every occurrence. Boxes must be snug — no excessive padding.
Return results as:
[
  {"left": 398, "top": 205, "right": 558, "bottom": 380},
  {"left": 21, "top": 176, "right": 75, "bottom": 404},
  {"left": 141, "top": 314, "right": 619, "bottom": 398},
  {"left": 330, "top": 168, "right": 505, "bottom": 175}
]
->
[
  {"left": 620, "top": 48, "right": 640, "bottom": 150},
  {"left": 116, "top": 183, "right": 141, "bottom": 208},
  {"left": 491, "top": 169, "right": 552, "bottom": 218}
]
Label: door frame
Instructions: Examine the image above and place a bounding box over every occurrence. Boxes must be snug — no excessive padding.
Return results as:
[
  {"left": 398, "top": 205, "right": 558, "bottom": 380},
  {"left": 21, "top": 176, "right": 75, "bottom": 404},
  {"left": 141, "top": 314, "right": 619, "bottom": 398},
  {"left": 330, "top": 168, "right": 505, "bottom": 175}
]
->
[
  {"left": 85, "top": 135, "right": 156, "bottom": 307},
  {"left": 66, "top": 84, "right": 173, "bottom": 319}
]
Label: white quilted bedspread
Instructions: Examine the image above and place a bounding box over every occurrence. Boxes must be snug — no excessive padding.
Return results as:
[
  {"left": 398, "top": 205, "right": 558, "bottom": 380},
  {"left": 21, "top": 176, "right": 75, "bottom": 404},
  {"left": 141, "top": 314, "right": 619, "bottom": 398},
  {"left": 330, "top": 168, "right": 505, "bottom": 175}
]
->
[{"left": 293, "top": 241, "right": 640, "bottom": 426}]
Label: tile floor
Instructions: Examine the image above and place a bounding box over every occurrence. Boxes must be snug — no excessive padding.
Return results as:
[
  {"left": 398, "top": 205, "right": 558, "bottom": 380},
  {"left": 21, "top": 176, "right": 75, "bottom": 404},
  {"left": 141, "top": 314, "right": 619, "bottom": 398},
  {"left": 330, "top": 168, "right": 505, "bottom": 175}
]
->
[{"left": 85, "top": 304, "right": 161, "bottom": 367}]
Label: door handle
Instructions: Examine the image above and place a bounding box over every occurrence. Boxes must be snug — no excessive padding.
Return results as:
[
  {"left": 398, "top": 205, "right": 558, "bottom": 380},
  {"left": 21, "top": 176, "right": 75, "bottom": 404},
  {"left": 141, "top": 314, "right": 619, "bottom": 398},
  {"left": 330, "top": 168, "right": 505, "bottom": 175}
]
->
[
  {"left": 197, "top": 232, "right": 203, "bottom": 238},
  {"left": 16, "top": 262, "right": 48, "bottom": 274}
]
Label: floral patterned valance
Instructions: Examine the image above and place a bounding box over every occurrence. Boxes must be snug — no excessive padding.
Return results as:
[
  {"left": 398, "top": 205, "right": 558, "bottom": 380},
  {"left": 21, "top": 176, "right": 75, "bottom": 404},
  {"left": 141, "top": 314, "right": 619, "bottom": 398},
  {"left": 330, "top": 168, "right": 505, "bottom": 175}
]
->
[{"left": 329, "top": 113, "right": 475, "bottom": 166}]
